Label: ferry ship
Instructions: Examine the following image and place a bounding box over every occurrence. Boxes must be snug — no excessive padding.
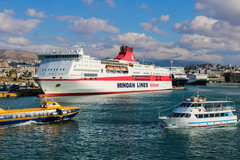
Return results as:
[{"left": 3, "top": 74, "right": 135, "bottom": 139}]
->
[
  {"left": 187, "top": 73, "right": 208, "bottom": 85},
  {"left": 0, "top": 99, "right": 81, "bottom": 125},
  {"left": 168, "top": 67, "right": 188, "bottom": 87},
  {"left": 34, "top": 44, "right": 172, "bottom": 97},
  {"left": 159, "top": 95, "right": 238, "bottom": 128}
]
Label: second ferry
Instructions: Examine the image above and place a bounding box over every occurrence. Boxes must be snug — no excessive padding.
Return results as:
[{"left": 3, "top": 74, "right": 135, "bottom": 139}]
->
[
  {"left": 34, "top": 44, "right": 172, "bottom": 97},
  {"left": 159, "top": 95, "right": 238, "bottom": 128}
]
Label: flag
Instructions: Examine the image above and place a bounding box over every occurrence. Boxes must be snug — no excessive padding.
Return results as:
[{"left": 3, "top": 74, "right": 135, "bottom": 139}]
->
[{"left": 226, "top": 96, "right": 231, "bottom": 100}]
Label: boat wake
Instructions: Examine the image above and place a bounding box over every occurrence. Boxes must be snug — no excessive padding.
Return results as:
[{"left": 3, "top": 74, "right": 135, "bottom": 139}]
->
[{"left": 0, "top": 120, "right": 38, "bottom": 129}]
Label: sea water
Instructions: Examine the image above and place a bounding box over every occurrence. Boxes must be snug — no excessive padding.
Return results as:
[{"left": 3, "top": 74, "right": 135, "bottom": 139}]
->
[{"left": 0, "top": 85, "right": 240, "bottom": 159}]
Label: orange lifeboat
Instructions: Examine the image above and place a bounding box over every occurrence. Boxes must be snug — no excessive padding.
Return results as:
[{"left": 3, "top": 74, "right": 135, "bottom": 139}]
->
[
  {"left": 191, "top": 98, "right": 200, "bottom": 102},
  {"left": 106, "top": 66, "right": 114, "bottom": 69},
  {"left": 114, "top": 66, "right": 120, "bottom": 70},
  {"left": 184, "top": 98, "right": 191, "bottom": 102},
  {"left": 120, "top": 67, "right": 127, "bottom": 70}
]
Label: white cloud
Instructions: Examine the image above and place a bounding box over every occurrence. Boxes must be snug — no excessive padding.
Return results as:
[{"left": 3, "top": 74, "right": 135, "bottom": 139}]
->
[
  {"left": 140, "top": 15, "right": 170, "bottom": 34},
  {"left": 0, "top": 9, "right": 41, "bottom": 35},
  {"left": 26, "top": 8, "right": 46, "bottom": 18},
  {"left": 178, "top": 34, "right": 240, "bottom": 51},
  {"left": 174, "top": 16, "right": 240, "bottom": 40},
  {"left": 105, "top": 0, "right": 115, "bottom": 7},
  {"left": 37, "top": 36, "right": 69, "bottom": 42},
  {"left": 151, "top": 15, "right": 170, "bottom": 23},
  {"left": 140, "top": 22, "right": 167, "bottom": 35},
  {"left": 195, "top": 0, "right": 240, "bottom": 25},
  {"left": 82, "top": 0, "right": 93, "bottom": 4},
  {"left": 139, "top": 3, "right": 150, "bottom": 10},
  {"left": 0, "top": 41, "right": 70, "bottom": 53},
  {"left": 56, "top": 16, "right": 120, "bottom": 34},
  {"left": 6, "top": 37, "right": 30, "bottom": 45}
]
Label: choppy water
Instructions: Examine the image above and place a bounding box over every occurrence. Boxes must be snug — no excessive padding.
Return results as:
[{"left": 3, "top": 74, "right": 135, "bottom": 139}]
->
[{"left": 0, "top": 85, "right": 240, "bottom": 159}]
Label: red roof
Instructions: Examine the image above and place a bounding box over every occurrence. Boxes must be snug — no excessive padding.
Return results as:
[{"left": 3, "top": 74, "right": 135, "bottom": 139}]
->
[{"left": 114, "top": 45, "right": 136, "bottom": 62}]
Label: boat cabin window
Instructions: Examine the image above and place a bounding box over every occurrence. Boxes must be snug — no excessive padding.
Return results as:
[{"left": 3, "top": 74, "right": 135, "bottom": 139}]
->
[
  {"left": 191, "top": 103, "right": 202, "bottom": 107},
  {"left": 172, "top": 113, "right": 191, "bottom": 118},
  {"left": 180, "top": 113, "right": 185, "bottom": 117},
  {"left": 48, "top": 103, "right": 56, "bottom": 106},
  {"left": 195, "top": 112, "right": 229, "bottom": 118},
  {"left": 180, "top": 103, "right": 185, "bottom": 107}
]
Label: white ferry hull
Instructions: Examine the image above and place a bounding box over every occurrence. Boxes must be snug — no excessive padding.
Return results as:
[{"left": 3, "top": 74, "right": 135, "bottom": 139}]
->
[
  {"left": 161, "top": 116, "right": 238, "bottom": 128},
  {"left": 35, "top": 79, "right": 172, "bottom": 96}
]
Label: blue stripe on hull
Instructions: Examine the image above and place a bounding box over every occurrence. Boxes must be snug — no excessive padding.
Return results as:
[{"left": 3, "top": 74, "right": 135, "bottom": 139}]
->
[{"left": 188, "top": 119, "right": 237, "bottom": 124}]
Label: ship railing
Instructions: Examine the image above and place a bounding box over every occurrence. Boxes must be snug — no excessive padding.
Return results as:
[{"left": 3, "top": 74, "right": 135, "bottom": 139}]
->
[{"left": 204, "top": 106, "right": 235, "bottom": 112}]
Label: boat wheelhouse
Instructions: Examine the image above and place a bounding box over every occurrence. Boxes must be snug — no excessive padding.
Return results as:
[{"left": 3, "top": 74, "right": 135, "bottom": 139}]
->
[{"left": 159, "top": 95, "right": 238, "bottom": 128}]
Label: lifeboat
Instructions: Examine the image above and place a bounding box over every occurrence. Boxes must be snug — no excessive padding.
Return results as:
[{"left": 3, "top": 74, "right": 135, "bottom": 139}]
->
[
  {"left": 106, "top": 66, "right": 114, "bottom": 69},
  {"left": 184, "top": 98, "right": 191, "bottom": 102},
  {"left": 120, "top": 67, "right": 127, "bottom": 70},
  {"left": 114, "top": 66, "right": 120, "bottom": 70},
  {"left": 0, "top": 99, "right": 81, "bottom": 125}
]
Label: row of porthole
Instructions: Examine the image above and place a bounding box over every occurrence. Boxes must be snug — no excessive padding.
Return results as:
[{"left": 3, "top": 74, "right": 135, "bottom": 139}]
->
[{"left": 41, "top": 68, "right": 65, "bottom": 71}]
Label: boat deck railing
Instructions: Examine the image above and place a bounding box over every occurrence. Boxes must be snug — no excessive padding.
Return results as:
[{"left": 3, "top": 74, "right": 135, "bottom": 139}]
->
[{"left": 204, "top": 106, "right": 235, "bottom": 112}]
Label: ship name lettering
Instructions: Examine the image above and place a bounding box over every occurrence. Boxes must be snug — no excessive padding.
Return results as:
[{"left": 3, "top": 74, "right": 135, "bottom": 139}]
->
[
  {"left": 137, "top": 83, "right": 148, "bottom": 88},
  {"left": 117, "top": 83, "right": 135, "bottom": 88}
]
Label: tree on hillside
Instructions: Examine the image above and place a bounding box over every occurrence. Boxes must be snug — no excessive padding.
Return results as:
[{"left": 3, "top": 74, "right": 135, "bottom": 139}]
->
[{"left": 7, "top": 69, "right": 18, "bottom": 80}]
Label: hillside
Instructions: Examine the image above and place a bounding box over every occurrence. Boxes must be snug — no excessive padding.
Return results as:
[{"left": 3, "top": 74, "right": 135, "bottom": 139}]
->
[{"left": 0, "top": 49, "right": 38, "bottom": 61}]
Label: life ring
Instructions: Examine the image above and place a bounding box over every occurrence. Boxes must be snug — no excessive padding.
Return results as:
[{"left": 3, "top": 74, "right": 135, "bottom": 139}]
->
[{"left": 198, "top": 109, "right": 201, "bottom": 112}]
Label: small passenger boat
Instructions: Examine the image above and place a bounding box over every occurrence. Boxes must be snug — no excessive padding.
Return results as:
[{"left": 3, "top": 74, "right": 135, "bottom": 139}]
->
[
  {"left": 0, "top": 99, "right": 81, "bottom": 125},
  {"left": 159, "top": 95, "right": 238, "bottom": 128}
]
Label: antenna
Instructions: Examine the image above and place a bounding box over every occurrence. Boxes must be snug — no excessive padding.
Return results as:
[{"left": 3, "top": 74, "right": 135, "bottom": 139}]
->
[
  {"left": 169, "top": 60, "right": 173, "bottom": 70},
  {"left": 196, "top": 89, "right": 199, "bottom": 98},
  {"left": 143, "top": 48, "right": 150, "bottom": 64}
]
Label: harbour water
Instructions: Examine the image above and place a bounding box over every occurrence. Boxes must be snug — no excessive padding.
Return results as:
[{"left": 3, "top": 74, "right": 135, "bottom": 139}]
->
[{"left": 0, "top": 85, "right": 240, "bottom": 159}]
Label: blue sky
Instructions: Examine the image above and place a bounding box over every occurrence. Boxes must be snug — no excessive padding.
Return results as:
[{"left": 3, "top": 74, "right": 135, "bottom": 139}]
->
[{"left": 0, "top": 0, "right": 240, "bottom": 65}]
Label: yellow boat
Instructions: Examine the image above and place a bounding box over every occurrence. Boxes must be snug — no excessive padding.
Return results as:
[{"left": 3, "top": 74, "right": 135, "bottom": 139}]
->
[{"left": 0, "top": 99, "right": 81, "bottom": 125}]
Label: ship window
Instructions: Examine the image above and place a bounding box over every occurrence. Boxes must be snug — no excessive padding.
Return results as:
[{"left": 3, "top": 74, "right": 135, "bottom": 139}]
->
[
  {"left": 210, "top": 114, "right": 214, "bottom": 117},
  {"left": 225, "top": 113, "right": 229, "bottom": 116},
  {"left": 198, "top": 114, "right": 203, "bottom": 118},
  {"left": 187, "top": 114, "right": 191, "bottom": 118},
  {"left": 56, "top": 84, "right": 61, "bottom": 87},
  {"left": 220, "top": 113, "right": 225, "bottom": 117},
  {"left": 204, "top": 114, "right": 209, "bottom": 118},
  {"left": 186, "top": 103, "right": 191, "bottom": 107},
  {"left": 176, "top": 113, "right": 180, "bottom": 117},
  {"left": 215, "top": 113, "right": 220, "bottom": 117},
  {"left": 180, "top": 113, "right": 185, "bottom": 117},
  {"left": 180, "top": 103, "right": 185, "bottom": 107},
  {"left": 172, "top": 113, "right": 177, "bottom": 117}
]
